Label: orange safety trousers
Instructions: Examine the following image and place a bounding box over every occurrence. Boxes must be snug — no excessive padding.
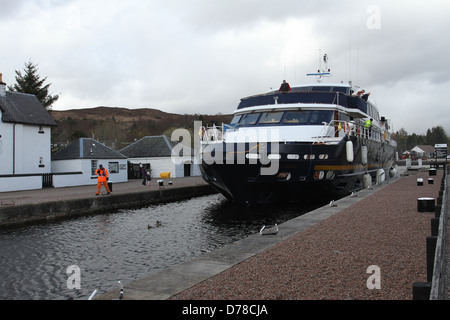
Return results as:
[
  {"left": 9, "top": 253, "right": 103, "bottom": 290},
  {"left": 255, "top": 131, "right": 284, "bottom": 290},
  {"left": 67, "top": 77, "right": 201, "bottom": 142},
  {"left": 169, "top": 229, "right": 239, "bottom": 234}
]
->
[{"left": 96, "top": 180, "right": 110, "bottom": 195}]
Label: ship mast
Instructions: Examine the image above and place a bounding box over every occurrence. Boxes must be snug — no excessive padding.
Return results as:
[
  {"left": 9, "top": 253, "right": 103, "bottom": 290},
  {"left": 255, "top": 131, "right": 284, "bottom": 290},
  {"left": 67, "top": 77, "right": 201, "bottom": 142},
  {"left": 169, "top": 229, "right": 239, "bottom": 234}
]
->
[{"left": 307, "top": 51, "right": 331, "bottom": 83}]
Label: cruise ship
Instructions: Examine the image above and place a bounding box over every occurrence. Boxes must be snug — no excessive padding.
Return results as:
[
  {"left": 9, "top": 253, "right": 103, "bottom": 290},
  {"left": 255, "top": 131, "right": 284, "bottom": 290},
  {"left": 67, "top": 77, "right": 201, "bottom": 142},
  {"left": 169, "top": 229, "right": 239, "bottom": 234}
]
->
[{"left": 199, "top": 59, "right": 398, "bottom": 204}]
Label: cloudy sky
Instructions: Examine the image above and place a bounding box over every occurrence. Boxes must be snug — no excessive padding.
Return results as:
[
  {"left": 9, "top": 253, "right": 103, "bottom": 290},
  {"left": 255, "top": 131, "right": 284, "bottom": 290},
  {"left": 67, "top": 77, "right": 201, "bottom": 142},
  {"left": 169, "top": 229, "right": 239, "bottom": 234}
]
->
[{"left": 1, "top": 0, "right": 449, "bottom": 135}]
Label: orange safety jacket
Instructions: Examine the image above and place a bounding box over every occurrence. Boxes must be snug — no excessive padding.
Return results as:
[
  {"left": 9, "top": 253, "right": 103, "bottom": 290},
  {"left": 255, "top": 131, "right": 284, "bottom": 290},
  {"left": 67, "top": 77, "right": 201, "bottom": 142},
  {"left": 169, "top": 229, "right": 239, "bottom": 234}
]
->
[{"left": 96, "top": 168, "right": 109, "bottom": 182}]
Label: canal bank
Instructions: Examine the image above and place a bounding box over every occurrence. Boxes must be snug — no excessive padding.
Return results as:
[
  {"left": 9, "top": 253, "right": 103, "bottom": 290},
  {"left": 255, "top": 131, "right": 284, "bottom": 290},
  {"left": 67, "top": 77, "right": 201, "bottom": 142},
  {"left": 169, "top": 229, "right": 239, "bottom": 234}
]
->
[
  {"left": 95, "top": 167, "right": 448, "bottom": 300},
  {"left": 0, "top": 177, "right": 215, "bottom": 227}
]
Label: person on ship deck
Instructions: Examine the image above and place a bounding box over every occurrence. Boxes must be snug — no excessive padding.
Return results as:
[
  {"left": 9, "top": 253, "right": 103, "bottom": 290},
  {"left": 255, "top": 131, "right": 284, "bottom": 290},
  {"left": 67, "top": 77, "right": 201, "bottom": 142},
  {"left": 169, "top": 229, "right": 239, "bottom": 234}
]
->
[{"left": 278, "top": 80, "right": 291, "bottom": 93}]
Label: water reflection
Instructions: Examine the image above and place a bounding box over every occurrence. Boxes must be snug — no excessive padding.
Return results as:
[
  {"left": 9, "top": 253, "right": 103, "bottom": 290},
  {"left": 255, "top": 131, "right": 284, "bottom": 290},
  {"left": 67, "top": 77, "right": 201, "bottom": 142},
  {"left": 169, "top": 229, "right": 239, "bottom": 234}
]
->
[{"left": 0, "top": 194, "right": 325, "bottom": 300}]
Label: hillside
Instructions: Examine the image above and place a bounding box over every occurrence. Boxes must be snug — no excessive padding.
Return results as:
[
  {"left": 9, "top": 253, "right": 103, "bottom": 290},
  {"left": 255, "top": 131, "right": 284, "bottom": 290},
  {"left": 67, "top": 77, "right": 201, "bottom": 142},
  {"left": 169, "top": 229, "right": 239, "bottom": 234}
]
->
[{"left": 50, "top": 106, "right": 233, "bottom": 151}]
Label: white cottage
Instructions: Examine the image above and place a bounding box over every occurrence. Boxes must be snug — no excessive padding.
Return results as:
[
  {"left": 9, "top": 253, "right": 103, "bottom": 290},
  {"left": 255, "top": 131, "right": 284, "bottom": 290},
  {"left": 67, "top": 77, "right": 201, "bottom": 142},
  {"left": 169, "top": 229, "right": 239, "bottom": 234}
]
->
[
  {"left": 0, "top": 73, "right": 57, "bottom": 192},
  {"left": 119, "top": 135, "right": 200, "bottom": 179},
  {"left": 411, "top": 145, "right": 435, "bottom": 159},
  {"left": 51, "top": 138, "right": 128, "bottom": 187}
]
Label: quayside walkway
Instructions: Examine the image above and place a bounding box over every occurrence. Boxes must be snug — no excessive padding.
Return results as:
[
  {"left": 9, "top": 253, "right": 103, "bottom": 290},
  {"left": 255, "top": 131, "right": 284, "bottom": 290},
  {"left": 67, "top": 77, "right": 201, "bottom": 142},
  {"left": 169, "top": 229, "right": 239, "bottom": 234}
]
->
[{"left": 0, "top": 176, "right": 213, "bottom": 227}]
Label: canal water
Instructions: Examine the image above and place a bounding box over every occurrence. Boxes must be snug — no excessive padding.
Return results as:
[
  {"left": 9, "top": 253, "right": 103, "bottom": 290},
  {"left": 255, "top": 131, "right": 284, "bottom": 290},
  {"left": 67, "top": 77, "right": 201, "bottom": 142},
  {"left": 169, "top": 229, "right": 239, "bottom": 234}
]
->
[{"left": 0, "top": 194, "right": 326, "bottom": 300}]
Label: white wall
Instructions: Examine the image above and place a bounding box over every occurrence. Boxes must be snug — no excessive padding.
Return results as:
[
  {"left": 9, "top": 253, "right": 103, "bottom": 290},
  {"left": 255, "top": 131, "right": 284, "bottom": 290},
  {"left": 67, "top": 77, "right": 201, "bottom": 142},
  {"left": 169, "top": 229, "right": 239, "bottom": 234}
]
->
[
  {"left": 52, "top": 158, "right": 128, "bottom": 187},
  {"left": 0, "top": 122, "right": 52, "bottom": 175},
  {"left": 52, "top": 159, "right": 82, "bottom": 173},
  {"left": 0, "top": 176, "right": 42, "bottom": 192},
  {"left": 20, "top": 124, "right": 53, "bottom": 174},
  {"left": 52, "top": 159, "right": 89, "bottom": 187},
  {"left": 53, "top": 173, "right": 90, "bottom": 188},
  {"left": 0, "top": 121, "right": 14, "bottom": 175}
]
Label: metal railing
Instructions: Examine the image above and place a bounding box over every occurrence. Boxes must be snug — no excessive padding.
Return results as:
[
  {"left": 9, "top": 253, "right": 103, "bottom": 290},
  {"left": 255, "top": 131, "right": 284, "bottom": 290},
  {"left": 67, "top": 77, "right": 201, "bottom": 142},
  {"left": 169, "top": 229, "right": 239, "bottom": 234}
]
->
[
  {"left": 413, "top": 165, "right": 448, "bottom": 300},
  {"left": 314, "top": 120, "right": 387, "bottom": 143},
  {"left": 42, "top": 173, "right": 53, "bottom": 188},
  {"left": 200, "top": 124, "right": 224, "bottom": 142},
  {"left": 430, "top": 165, "right": 448, "bottom": 300}
]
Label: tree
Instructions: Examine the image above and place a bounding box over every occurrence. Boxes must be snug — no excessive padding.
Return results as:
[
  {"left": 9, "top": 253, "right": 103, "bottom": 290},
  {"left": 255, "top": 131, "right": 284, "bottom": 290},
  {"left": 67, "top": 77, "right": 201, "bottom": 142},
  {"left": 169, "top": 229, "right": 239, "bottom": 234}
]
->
[
  {"left": 393, "top": 128, "right": 408, "bottom": 153},
  {"left": 426, "top": 126, "right": 448, "bottom": 146},
  {"left": 8, "top": 60, "right": 59, "bottom": 110}
]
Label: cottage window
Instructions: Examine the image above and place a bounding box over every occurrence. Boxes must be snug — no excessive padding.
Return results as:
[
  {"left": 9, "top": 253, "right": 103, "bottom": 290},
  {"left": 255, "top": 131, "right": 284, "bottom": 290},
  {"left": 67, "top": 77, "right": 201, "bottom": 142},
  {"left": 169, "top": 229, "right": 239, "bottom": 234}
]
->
[
  {"left": 38, "top": 126, "right": 45, "bottom": 134},
  {"left": 39, "top": 157, "right": 45, "bottom": 167},
  {"left": 91, "top": 160, "right": 98, "bottom": 175}
]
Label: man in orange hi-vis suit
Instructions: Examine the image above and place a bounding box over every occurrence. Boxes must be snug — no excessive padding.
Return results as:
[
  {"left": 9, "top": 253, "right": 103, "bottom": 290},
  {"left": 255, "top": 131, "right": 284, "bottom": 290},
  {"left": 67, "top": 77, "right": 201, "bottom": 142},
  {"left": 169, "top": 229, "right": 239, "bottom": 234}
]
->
[{"left": 95, "top": 164, "right": 111, "bottom": 195}]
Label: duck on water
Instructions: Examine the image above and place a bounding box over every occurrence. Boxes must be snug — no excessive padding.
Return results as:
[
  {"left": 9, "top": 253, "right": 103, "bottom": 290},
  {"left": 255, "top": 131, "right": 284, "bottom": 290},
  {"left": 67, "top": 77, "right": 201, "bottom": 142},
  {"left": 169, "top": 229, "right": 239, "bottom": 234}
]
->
[{"left": 199, "top": 54, "right": 398, "bottom": 205}]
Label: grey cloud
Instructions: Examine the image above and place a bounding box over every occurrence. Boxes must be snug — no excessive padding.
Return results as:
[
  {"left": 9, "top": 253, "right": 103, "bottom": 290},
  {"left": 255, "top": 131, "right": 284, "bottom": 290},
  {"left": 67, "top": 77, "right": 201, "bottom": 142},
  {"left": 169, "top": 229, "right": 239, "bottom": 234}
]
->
[{"left": 1, "top": 0, "right": 449, "bottom": 135}]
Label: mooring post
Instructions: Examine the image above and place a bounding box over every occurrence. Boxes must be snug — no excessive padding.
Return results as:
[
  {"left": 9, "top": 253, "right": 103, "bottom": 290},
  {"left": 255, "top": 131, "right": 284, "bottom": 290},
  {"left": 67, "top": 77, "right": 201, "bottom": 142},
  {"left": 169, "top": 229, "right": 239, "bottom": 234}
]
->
[
  {"left": 426, "top": 236, "right": 437, "bottom": 282},
  {"left": 434, "top": 204, "right": 441, "bottom": 219},
  {"left": 430, "top": 218, "right": 439, "bottom": 237},
  {"left": 412, "top": 282, "right": 431, "bottom": 300}
]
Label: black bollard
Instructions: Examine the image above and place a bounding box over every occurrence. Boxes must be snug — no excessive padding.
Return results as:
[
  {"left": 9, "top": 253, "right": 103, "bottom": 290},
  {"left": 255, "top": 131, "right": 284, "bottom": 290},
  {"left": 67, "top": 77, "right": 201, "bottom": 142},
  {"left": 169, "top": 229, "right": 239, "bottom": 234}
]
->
[
  {"left": 417, "top": 197, "right": 435, "bottom": 212},
  {"left": 426, "top": 236, "right": 437, "bottom": 282},
  {"left": 412, "top": 282, "right": 431, "bottom": 300},
  {"left": 434, "top": 204, "right": 441, "bottom": 219},
  {"left": 430, "top": 218, "right": 439, "bottom": 237}
]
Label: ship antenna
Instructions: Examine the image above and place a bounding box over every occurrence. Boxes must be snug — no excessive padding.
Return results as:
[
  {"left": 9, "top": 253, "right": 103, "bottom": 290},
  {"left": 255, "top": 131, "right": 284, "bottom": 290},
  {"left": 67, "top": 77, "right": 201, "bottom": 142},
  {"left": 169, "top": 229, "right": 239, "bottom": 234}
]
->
[{"left": 307, "top": 51, "right": 331, "bottom": 83}]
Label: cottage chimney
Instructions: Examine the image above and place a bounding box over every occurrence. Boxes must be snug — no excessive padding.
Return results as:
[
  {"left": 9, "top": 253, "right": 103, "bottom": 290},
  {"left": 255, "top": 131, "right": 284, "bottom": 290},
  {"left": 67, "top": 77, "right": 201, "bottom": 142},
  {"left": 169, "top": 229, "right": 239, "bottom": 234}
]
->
[{"left": 0, "top": 73, "right": 6, "bottom": 97}]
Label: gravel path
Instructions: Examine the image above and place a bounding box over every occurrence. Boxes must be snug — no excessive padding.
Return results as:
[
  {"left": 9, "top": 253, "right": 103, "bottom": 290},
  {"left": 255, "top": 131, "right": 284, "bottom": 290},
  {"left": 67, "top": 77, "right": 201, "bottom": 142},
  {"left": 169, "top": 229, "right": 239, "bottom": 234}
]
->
[{"left": 170, "top": 170, "right": 442, "bottom": 300}]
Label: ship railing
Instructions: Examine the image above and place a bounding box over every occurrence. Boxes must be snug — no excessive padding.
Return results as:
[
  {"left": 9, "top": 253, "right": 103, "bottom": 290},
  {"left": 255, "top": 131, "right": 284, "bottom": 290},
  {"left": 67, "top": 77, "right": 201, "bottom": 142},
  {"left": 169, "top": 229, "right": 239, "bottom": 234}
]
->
[
  {"left": 200, "top": 123, "right": 225, "bottom": 142},
  {"left": 314, "top": 120, "right": 388, "bottom": 144},
  {"left": 200, "top": 120, "right": 391, "bottom": 144}
]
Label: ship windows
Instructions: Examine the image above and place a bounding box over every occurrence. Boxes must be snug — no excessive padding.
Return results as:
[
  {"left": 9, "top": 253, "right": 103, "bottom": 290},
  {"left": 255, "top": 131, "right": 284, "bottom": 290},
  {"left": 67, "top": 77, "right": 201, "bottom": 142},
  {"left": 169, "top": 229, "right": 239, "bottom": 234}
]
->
[
  {"left": 283, "top": 111, "right": 309, "bottom": 124},
  {"left": 309, "top": 86, "right": 349, "bottom": 94},
  {"left": 233, "top": 110, "right": 333, "bottom": 126},
  {"left": 311, "top": 86, "right": 332, "bottom": 92},
  {"left": 259, "top": 112, "right": 284, "bottom": 124},
  {"left": 240, "top": 113, "right": 261, "bottom": 125},
  {"left": 283, "top": 110, "right": 333, "bottom": 125},
  {"left": 366, "top": 102, "right": 380, "bottom": 121},
  {"left": 230, "top": 115, "right": 242, "bottom": 124},
  {"left": 309, "top": 110, "right": 333, "bottom": 124},
  {"left": 338, "top": 112, "right": 351, "bottom": 122},
  {"left": 290, "top": 86, "right": 310, "bottom": 92}
]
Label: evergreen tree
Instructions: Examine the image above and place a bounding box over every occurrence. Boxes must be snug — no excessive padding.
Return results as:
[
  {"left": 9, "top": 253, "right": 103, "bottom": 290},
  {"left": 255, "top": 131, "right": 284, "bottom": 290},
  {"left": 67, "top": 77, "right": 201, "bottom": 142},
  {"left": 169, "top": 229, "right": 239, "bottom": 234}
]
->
[
  {"left": 8, "top": 60, "right": 59, "bottom": 110},
  {"left": 426, "top": 126, "right": 448, "bottom": 145}
]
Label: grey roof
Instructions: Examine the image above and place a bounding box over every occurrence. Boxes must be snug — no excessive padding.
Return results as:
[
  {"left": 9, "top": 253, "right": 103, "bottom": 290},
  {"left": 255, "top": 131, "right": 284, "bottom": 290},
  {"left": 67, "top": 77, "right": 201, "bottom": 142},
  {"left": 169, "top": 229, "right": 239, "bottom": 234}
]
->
[
  {"left": 119, "top": 135, "right": 185, "bottom": 158},
  {"left": 0, "top": 91, "right": 57, "bottom": 126},
  {"left": 413, "top": 145, "right": 435, "bottom": 153},
  {"left": 52, "top": 138, "right": 127, "bottom": 160}
]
